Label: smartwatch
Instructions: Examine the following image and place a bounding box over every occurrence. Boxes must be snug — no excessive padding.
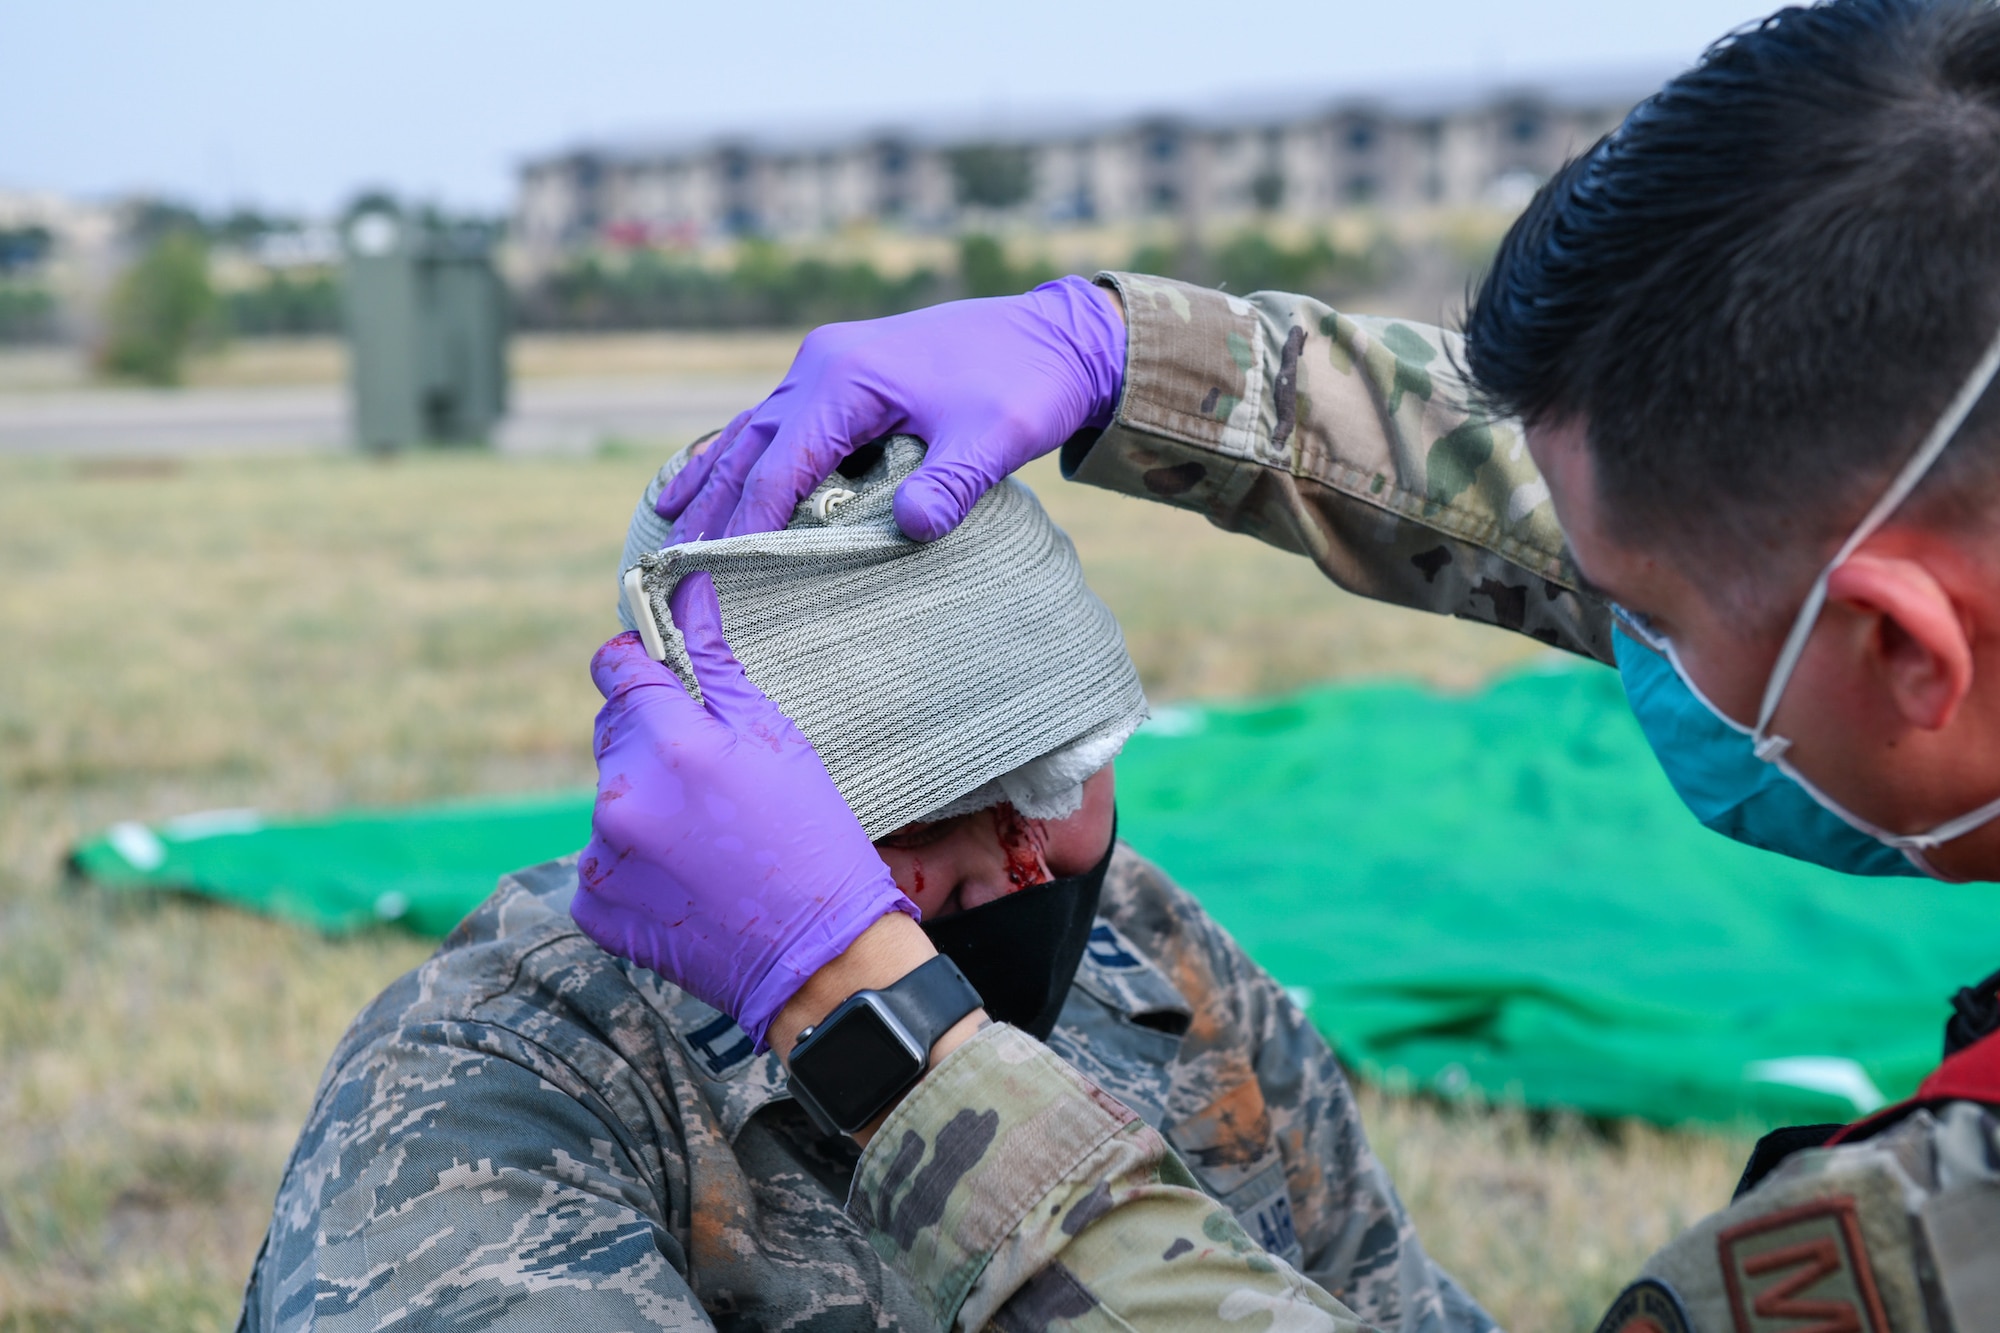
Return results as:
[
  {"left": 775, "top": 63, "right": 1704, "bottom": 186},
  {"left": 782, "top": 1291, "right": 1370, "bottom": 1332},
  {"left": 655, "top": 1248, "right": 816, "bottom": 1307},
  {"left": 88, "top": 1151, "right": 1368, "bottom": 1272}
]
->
[{"left": 787, "top": 954, "right": 983, "bottom": 1137}]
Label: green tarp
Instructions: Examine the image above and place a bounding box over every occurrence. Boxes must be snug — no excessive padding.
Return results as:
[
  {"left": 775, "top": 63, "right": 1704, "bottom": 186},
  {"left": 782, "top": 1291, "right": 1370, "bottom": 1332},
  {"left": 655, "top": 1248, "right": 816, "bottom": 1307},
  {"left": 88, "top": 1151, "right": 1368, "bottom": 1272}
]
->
[
  {"left": 73, "top": 664, "right": 1999, "bottom": 1129},
  {"left": 73, "top": 794, "right": 591, "bottom": 939}
]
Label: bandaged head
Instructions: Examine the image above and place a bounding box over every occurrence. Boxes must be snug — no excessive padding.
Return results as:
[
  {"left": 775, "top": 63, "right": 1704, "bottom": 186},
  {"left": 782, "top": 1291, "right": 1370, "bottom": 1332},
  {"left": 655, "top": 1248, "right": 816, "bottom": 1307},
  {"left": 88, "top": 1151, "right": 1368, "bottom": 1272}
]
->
[
  {"left": 617, "top": 437, "right": 1147, "bottom": 1037},
  {"left": 618, "top": 435, "right": 1149, "bottom": 837}
]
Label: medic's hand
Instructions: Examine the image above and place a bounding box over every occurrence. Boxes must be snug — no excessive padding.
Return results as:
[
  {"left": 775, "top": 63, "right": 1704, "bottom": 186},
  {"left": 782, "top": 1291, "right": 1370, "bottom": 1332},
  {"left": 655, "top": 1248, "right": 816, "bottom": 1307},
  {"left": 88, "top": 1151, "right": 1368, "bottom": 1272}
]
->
[
  {"left": 658, "top": 274, "right": 1125, "bottom": 543},
  {"left": 570, "top": 573, "right": 917, "bottom": 1048}
]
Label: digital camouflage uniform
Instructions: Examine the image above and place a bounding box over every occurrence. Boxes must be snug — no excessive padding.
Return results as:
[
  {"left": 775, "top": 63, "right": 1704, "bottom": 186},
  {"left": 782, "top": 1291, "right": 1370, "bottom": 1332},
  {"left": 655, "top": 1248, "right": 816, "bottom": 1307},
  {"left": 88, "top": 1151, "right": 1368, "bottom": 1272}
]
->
[
  {"left": 834, "top": 273, "right": 2000, "bottom": 1333},
  {"left": 237, "top": 843, "right": 1494, "bottom": 1333}
]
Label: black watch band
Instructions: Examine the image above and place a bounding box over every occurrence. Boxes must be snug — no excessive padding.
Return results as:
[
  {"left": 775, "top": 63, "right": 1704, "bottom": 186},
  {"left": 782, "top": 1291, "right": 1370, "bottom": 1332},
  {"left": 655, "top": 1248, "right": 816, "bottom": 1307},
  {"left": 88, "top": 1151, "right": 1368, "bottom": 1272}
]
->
[
  {"left": 786, "top": 955, "right": 982, "bottom": 1138},
  {"left": 876, "top": 953, "right": 984, "bottom": 1044}
]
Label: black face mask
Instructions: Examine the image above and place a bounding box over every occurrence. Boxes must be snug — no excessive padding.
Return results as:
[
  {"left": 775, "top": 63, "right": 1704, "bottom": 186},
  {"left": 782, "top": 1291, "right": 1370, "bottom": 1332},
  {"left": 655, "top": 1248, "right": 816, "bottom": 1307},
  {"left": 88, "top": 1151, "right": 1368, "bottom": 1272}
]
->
[{"left": 919, "top": 822, "right": 1114, "bottom": 1041}]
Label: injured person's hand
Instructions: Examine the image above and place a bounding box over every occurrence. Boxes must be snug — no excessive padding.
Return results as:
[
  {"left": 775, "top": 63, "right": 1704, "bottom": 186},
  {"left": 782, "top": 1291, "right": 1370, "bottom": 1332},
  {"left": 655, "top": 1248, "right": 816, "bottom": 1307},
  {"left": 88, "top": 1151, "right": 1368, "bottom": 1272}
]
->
[{"left": 571, "top": 574, "right": 920, "bottom": 1051}]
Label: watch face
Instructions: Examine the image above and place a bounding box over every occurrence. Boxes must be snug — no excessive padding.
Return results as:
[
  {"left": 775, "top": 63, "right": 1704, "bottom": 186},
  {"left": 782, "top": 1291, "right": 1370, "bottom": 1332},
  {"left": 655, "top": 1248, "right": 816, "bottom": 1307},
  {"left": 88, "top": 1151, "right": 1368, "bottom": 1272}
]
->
[{"left": 790, "top": 994, "right": 925, "bottom": 1131}]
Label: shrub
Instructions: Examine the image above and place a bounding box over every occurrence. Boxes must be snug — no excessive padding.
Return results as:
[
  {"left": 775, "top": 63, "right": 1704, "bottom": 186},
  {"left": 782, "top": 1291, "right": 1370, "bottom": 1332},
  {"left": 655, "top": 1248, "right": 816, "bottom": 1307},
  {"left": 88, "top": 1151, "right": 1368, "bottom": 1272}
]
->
[
  {"left": 957, "top": 235, "right": 1059, "bottom": 299},
  {"left": 99, "top": 232, "right": 218, "bottom": 385}
]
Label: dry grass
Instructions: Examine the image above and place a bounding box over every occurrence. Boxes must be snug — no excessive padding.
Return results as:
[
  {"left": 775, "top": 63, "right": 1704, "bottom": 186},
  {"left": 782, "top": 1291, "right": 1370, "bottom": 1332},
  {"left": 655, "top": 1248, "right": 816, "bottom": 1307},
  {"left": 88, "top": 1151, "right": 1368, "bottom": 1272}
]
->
[
  {"left": 0, "top": 440, "right": 1745, "bottom": 1331},
  {"left": 1358, "top": 1090, "right": 1745, "bottom": 1328}
]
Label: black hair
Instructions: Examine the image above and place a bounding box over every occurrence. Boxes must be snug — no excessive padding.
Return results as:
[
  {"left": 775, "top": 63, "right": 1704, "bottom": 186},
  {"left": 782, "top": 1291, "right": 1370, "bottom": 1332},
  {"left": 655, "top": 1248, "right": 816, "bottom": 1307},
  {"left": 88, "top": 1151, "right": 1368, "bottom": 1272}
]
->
[{"left": 1464, "top": 0, "right": 2000, "bottom": 608}]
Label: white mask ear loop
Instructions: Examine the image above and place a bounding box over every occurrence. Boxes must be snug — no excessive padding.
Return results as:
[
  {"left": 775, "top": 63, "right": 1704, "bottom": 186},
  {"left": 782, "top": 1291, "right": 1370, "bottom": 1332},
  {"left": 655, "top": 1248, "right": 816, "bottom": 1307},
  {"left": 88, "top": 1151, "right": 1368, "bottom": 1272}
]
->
[{"left": 1751, "top": 323, "right": 2000, "bottom": 763}]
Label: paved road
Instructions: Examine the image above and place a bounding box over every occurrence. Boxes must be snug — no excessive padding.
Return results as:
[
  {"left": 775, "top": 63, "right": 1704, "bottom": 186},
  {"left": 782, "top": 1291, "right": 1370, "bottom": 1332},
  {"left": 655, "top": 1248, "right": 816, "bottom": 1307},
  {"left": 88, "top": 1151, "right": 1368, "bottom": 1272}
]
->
[{"left": 0, "top": 376, "right": 776, "bottom": 456}]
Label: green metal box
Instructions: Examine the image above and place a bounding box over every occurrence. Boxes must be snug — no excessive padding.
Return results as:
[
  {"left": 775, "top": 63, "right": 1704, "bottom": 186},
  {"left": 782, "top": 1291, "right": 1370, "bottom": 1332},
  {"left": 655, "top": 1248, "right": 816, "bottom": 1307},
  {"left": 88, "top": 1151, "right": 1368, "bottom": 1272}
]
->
[{"left": 342, "top": 210, "right": 508, "bottom": 451}]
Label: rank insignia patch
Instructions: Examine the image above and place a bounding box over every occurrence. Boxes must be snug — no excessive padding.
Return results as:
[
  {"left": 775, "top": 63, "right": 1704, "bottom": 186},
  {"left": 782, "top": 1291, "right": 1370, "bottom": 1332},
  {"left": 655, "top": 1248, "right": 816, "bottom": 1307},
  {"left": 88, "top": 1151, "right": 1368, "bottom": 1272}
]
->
[
  {"left": 683, "top": 1011, "right": 756, "bottom": 1078},
  {"left": 1594, "top": 1278, "right": 1693, "bottom": 1333},
  {"left": 1085, "top": 923, "right": 1142, "bottom": 970},
  {"left": 1717, "top": 1196, "right": 1888, "bottom": 1333}
]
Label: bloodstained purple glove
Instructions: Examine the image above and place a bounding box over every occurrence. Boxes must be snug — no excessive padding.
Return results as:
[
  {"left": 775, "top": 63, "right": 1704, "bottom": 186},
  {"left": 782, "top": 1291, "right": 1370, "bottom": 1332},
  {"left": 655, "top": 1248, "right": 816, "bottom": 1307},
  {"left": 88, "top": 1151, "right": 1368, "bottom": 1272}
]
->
[
  {"left": 571, "top": 572, "right": 917, "bottom": 1048},
  {"left": 659, "top": 274, "right": 1125, "bottom": 543}
]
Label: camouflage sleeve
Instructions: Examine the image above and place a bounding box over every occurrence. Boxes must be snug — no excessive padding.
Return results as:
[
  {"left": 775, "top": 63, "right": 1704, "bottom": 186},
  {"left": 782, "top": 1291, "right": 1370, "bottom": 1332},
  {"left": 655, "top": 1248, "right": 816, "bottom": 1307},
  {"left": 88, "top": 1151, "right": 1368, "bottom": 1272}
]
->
[
  {"left": 1074, "top": 272, "right": 1614, "bottom": 665},
  {"left": 848, "top": 1023, "right": 1375, "bottom": 1333},
  {"left": 238, "top": 1033, "right": 710, "bottom": 1332}
]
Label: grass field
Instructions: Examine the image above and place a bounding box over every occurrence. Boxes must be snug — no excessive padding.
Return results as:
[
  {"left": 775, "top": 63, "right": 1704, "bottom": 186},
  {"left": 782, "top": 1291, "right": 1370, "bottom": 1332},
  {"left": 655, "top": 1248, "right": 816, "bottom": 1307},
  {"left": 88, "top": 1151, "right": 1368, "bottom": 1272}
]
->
[{"left": 0, "top": 440, "right": 1747, "bottom": 1331}]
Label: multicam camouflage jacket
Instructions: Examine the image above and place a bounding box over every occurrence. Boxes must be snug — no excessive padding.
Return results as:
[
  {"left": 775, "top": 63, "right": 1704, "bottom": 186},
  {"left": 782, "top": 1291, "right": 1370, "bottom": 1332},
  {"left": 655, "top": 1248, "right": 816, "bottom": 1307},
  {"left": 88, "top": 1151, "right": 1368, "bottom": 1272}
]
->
[
  {"left": 843, "top": 274, "right": 2000, "bottom": 1333},
  {"left": 235, "top": 843, "right": 1495, "bottom": 1333}
]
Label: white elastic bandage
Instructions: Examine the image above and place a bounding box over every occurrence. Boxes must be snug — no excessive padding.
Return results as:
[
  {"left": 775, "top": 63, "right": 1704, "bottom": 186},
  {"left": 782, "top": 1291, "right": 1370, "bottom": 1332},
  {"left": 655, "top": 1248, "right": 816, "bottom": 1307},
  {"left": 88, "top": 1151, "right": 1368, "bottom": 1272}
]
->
[{"left": 617, "top": 436, "right": 1149, "bottom": 839}]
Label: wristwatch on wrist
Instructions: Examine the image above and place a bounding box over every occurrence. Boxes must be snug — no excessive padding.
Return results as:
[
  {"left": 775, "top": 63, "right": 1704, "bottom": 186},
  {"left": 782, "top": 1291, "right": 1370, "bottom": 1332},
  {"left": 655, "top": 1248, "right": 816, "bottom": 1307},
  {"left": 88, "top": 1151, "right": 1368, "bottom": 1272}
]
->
[{"left": 787, "top": 954, "right": 983, "bottom": 1137}]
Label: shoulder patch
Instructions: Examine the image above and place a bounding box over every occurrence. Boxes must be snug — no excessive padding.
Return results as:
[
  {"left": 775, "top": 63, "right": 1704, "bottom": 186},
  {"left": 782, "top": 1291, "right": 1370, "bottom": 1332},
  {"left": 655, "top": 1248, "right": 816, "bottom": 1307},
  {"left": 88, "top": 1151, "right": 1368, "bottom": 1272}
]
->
[
  {"left": 1595, "top": 1278, "right": 1693, "bottom": 1333},
  {"left": 1716, "top": 1196, "right": 1889, "bottom": 1333}
]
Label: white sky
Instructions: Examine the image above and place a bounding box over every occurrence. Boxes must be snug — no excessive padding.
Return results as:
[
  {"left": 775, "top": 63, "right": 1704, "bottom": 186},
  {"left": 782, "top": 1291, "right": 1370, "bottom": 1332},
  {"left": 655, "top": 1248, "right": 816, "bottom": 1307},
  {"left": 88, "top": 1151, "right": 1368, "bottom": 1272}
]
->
[{"left": 1, "top": 0, "right": 1781, "bottom": 216}]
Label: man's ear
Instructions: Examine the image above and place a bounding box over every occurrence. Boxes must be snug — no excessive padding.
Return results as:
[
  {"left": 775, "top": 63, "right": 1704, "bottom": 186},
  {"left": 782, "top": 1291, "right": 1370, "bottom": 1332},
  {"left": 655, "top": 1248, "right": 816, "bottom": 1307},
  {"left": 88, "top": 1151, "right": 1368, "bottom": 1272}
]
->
[{"left": 1825, "top": 551, "right": 1974, "bottom": 731}]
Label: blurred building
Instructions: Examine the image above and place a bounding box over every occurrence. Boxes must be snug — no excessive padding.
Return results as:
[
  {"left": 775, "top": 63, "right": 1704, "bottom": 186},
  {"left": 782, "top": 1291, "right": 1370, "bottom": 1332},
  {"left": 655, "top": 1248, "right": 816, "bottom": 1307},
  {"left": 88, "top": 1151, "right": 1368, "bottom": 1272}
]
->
[
  {"left": 0, "top": 189, "right": 121, "bottom": 343},
  {"left": 515, "top": 71, "right": 1654, "bottom": 270},
  {"left": 0, "top": 190, "right": 118, "bottom": 261}
]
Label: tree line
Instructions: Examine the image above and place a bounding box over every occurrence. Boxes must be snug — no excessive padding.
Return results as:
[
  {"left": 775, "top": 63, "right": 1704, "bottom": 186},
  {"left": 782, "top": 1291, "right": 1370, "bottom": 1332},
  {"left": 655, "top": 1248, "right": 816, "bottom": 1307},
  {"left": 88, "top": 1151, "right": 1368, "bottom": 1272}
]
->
[
  {"left": 515, "top": 230, "right": 1392, "bottom": 332},
  {"left": 15, "top": 188, "right": 1396, "bottom": 385}
]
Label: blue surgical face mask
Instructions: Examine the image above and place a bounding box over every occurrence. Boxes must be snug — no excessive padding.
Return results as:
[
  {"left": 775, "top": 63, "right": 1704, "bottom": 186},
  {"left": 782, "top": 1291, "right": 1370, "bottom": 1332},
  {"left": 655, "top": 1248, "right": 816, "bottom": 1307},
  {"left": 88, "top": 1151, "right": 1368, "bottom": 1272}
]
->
[
  {"left": 1611, "top": 326, "right": 2000, "bottom": 881},
  {"left": 1613, "top": 621, "right": 1923, "bottom": 877}
]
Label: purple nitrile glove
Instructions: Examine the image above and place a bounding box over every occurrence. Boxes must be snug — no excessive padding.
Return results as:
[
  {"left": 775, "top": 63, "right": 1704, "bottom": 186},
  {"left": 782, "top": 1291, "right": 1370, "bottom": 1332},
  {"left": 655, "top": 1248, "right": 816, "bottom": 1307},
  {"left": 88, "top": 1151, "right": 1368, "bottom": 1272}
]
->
[
  {"left": 571, "top": 572, "right": 917, "bottom": 1049},
  {"left": 658, "top": 274, "right": 1125, "bottom": 544}
]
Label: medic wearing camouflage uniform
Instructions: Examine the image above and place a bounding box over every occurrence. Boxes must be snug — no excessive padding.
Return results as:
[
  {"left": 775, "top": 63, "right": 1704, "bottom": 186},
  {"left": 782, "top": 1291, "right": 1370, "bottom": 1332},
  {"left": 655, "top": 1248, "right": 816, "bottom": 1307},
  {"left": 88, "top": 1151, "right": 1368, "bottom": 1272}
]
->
[
  {"left": 809, "top": 273, "right": 2000, "bottom": 1333},
  {"left": 236, "top": 840, "right": 1492, "bottom": 1332}
]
